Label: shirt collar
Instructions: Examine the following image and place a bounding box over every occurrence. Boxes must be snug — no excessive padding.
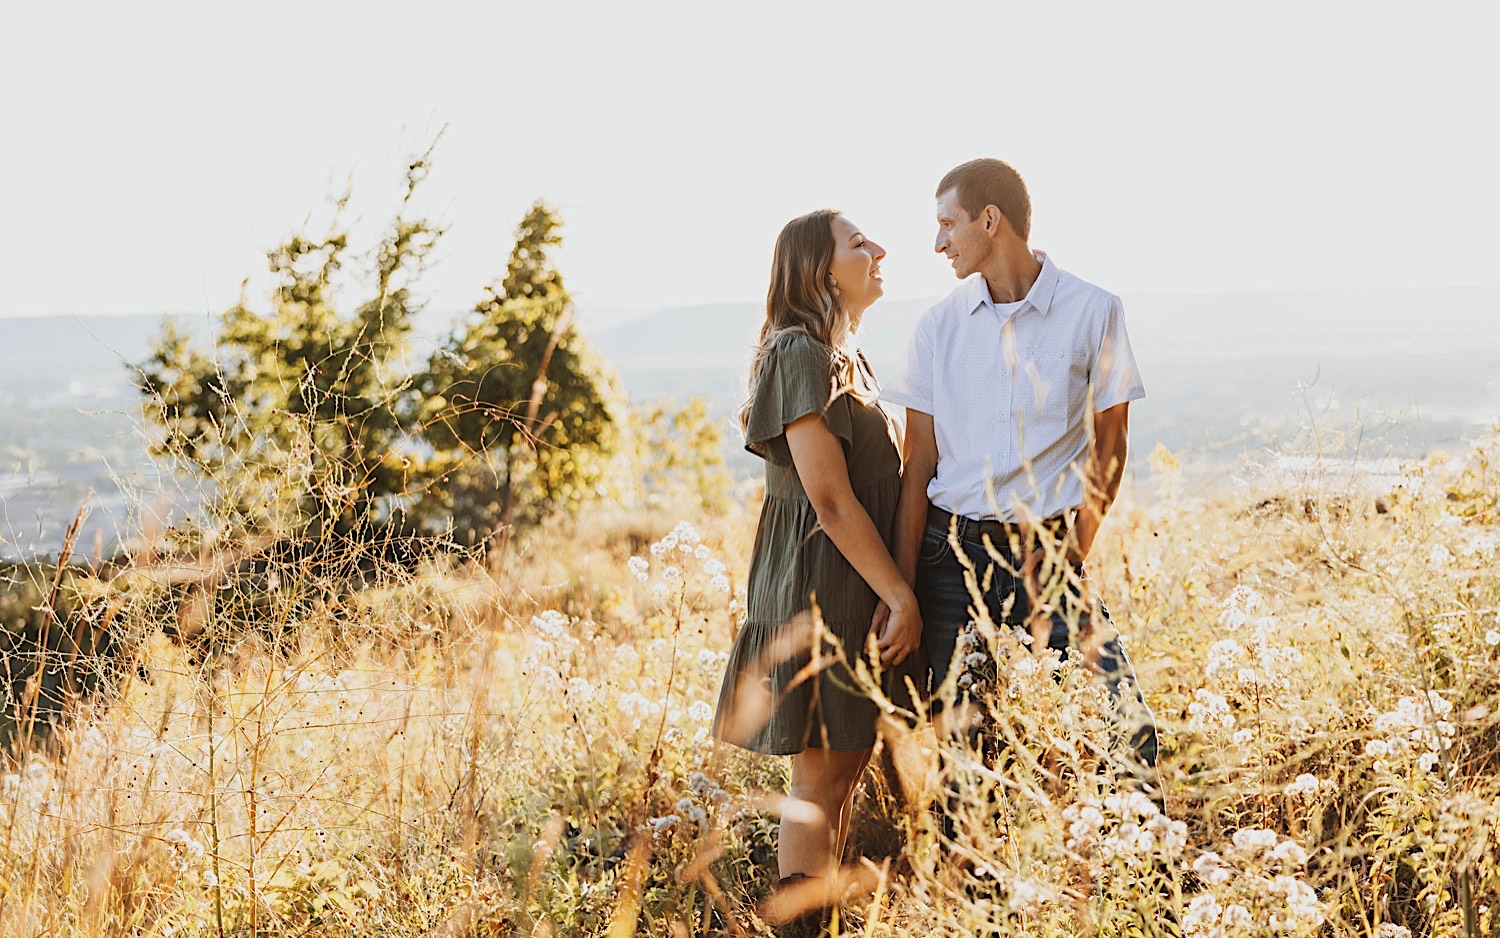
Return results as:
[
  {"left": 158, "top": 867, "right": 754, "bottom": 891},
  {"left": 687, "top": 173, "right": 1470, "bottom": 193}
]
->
[{"left": 967, "top": 250, "right": 1059, "bottom": 316}]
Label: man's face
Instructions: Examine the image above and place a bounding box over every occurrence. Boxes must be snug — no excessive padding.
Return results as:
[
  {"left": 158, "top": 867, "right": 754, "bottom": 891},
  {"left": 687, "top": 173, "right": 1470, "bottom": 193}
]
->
[{"left": 934, "top": 188, "right": 993, "bottom": 280}]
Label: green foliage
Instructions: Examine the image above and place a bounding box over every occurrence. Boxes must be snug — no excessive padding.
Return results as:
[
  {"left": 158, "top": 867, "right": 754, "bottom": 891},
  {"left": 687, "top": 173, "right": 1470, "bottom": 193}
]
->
[
  {"left": 135, "top": 157, "right": 621, "bottom": 551},
  {"left": 421, "top": 202, "right": 623, "bottom": 547},
  {"left": 136, "top": 161, "right": 438, "bottom": 540}
]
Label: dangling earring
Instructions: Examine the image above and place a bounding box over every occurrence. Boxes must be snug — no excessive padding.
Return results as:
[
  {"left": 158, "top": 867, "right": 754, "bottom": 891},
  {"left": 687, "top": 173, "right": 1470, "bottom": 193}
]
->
[{"left": 828, "top": 274, "right": 840, "bottom": 296}]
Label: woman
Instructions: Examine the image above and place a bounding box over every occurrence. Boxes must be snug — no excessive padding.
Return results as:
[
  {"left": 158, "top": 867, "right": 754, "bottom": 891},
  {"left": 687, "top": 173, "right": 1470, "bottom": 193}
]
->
[{"left": 712, "top": 209, "right": 922, "bottom": 915}]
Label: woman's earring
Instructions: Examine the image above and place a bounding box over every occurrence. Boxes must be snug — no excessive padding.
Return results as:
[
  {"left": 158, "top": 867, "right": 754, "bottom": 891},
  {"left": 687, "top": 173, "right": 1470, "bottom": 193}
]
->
[{"left": 828, "top": 275, "right": 840, "bottom": 295}]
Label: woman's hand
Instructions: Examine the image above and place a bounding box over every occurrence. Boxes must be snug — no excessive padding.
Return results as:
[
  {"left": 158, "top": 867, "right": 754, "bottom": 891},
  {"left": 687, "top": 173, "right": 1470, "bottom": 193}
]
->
[{"left": 874, "top": 597, "right": 922, "bottom": 667}]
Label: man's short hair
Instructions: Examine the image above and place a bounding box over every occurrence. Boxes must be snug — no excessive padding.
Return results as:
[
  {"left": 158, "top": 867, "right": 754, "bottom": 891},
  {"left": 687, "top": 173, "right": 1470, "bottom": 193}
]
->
[{"left": 936, "top": 158, "right": 1031, "bottom": 241}]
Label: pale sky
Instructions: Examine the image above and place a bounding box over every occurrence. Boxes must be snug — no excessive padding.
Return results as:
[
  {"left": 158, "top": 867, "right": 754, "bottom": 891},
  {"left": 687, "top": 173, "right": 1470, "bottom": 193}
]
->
[{"left": 3, "top": 1, "right": 1497, "bottom": 322}]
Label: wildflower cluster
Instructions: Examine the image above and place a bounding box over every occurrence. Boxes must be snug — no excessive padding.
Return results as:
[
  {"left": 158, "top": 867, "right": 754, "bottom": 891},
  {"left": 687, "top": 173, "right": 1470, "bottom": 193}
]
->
[
  {"left": 633, "top": 521, "right": 736, "bottom": 605},
  {"left": 1205, "top": 586, "right": 1306, "bottom": 695},
  {"left": 1062, "top": 789, "right": 1188, "bottom": 869},
  {"left": 1181, "top": 828, "right": 1323, "bottom": 935},
  {"left": 641, "top": 770, "right": 729, "bottom": 842},
  {"left": 1187, "top": 586, "right": 1315, "bottom": 756},
  {"left": 1364, "top": 690, "right": 1455, "bottom": 774},
  {"left": 163, "top": 828, "right": 213, "bottom": 884}
]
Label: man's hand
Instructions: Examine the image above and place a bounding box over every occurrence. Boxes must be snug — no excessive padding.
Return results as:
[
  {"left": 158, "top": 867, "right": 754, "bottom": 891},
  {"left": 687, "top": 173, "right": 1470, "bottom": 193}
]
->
[
  {"left": 1020, "top": 546, "right": 1051, "bottom": 653},
  {"left": 1020, "top": 547, "right": 1099, "bottom": 659}
]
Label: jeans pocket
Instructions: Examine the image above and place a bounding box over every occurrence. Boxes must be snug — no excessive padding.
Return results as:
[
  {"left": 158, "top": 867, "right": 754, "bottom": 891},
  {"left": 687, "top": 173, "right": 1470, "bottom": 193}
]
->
[{"left": 917, "top": 524, "right": 953, "bottom": 565}]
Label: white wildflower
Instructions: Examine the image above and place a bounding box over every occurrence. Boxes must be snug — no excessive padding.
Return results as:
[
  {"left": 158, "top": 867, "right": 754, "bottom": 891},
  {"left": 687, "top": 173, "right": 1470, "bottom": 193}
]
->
[
  {"left": 694, "top": 544, "right": 711, "bottom": 560},
  {"left": 1268, "top": 875, "right": 1323, "bottom": 927},
  {"left": 1221, "top": 904, "right": 1253, "bottom": 928},
  {"left": 1285, "top": 773, "right": 1321, "bottom": 799},
  {"left": 1192, "top": 852, "right": 1232, "bottom": 886},
  {"left": 1270, "top": 839, "right": 1308, "bottom": 866},
  {"left": 567, "top": 678, "right": 596, "bottom": 703},
  {"left": 1486, "top": 629, "right": 1500, "bottom": 647},
  {"left": 1145, "top": 813, "right": 1189, "bottom": 859},
  {"left": 650, "top": 583, "right": 671, "bottom": 601},
  {"left": 671, "top": 521, "right": 701, "bottom": 545},
  {"left": 1183, "top": 893, "right": 1223, "bottom": 932},
  {"left": 1231, "top": 728, "right": 1254, "bottom": 747},
  {"left": 619, "top": 692, "right": 652, "bottom": 718},
  {"left": 1220, "top": 585, "right": 1263, "bottom": 629},
  {"left": 1425, "top": 691, "right": 1454, "bottom": 717},
  {"left": 1364, "top": 739, "right": 1391, "bottom": 758},
  {"left": 628, "top": 556, "right": 649, "bottom": 582},
  {"left": 1230, "top": 827, "right": 1278, "bottom": 857},
  {"left": 1376, "top": 924, "right": 1412, "bottom": 938},
  {"left": 1236, "top": 667, "right": 1259, "bottom": 686},
  {"left": 703, "top": 558, "right": 727, "bottom": 576},
  {"left": 1008, "top": 878, "right": 1045, "bottom": 913},
  {"left": 687, "top": 772, "right": 723, "bottom": 798},
  {"left": 1013, "top": 657, "right": 1043, "bottom": 678},
  {"left": 1419, "top": 751, "right": 1440, "bottom": 772},
  {"left": 647, "top": 814, "right": 680, "bottom": 836},
  {"left": 202, "top": 869, "right": 219, "bottom": 887},
  {"left": 531, "top": 611, "right": 569, "bottom": 638},
  {"left": 710, "top": 574, "right": 731, "bottom": 592},
  {"left": 687, "top": 701, "right": 713, "bottom": 723},
  {"left": 1188, "top": 689, "right": 1236, "bottom": 732},
  {"left": 1205, "top": 640, "right": 1243, "bottom": 680},
  {"left": 662, "top": 565, "right": 682, "bottom": 581}
]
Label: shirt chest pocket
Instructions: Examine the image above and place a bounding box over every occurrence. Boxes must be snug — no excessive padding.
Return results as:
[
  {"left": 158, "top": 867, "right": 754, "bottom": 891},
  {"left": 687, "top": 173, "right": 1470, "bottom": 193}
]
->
[{"left": 1022, "top": 348, "right": 1091, "bottom": 424}]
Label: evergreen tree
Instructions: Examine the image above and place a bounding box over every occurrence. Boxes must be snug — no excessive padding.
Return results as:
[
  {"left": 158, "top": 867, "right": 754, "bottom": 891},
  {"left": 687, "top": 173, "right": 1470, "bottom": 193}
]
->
[
  {"left": 137, "top": 156, "right": 439, "bottom": 540},
  {"left": 421, "top": 202, "right": 622, "bottom": 549},
  {"left": 136, "top": 156, "right": 620, "bottom": 551}
]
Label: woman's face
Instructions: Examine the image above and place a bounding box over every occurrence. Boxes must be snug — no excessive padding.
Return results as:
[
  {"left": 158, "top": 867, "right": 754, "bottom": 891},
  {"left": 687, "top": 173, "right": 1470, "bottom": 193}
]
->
[{"left": 827, "top": 215, "right": 885, "bottom": 316}]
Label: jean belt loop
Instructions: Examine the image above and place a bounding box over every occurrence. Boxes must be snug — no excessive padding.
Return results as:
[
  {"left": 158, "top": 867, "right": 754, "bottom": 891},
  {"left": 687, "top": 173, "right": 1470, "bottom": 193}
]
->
[{"left": 954, "top": 512, "right": 967, "bottom": 546}]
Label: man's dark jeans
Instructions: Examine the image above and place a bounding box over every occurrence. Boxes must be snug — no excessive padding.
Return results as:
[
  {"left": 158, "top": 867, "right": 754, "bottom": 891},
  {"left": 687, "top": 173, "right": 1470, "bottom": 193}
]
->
[{"left": 915, "top": 518, "right": 1160, "bottom": 779}]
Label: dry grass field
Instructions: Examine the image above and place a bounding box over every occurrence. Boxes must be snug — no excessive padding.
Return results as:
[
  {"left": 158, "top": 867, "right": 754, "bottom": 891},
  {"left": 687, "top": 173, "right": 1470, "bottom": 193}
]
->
[{"left": 2, "top": 432, "right": 1498, "bottom": 936}]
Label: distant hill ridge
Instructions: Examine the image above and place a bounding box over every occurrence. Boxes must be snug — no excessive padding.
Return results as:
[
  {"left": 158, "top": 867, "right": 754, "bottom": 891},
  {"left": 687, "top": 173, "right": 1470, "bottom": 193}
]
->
[{"left": 1, "top": 286, "right": 1495, "bottom": 407}]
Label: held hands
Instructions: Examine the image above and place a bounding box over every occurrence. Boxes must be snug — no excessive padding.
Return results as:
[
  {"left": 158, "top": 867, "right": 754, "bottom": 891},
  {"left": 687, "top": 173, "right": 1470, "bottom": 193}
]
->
[{"left": 871, "top": 598, "right": 921, "bottom": 668}]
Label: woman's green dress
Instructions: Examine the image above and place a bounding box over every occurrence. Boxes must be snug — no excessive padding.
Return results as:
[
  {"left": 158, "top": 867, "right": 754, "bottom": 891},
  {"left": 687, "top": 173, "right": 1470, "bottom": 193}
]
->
[{"left": 713, "top": 333, "right": 916, "bottom": 754}]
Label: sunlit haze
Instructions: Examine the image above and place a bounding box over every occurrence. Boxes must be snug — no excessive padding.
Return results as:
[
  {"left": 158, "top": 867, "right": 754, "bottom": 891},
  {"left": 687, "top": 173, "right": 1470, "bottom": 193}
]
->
[{"left": 4, "top": 2, "right": 1497, "bottom": 325}]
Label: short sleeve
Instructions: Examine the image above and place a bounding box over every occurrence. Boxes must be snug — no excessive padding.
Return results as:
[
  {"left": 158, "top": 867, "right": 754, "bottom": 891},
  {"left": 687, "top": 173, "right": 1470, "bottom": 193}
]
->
[
  {"left": 1090, "top": 296, "right": 1146, "bottom": 412},
  {"left": 744, "top": 334, "right": 854, "bottom": 466},
  {"left": 879, "top": 307, "right": 935, "bottom": 414}
]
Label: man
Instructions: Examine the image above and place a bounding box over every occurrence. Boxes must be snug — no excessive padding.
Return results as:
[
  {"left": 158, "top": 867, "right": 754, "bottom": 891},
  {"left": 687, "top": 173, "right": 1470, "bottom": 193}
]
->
[{"left": 879, "top": 157, "right": 1159, "bottom": 787}]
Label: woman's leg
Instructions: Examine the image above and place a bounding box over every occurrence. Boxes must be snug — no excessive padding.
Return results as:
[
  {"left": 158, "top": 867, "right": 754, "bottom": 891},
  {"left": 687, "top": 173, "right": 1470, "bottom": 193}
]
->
[
  {"left": 780, "top": 747, "right": 873, "bottom": 878},
  {"left": 832, "top": 750, "right": 874, "bottom": 864}
]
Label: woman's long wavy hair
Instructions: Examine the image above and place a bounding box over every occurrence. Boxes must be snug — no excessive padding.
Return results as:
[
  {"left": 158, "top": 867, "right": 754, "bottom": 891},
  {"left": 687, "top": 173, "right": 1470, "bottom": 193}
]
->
[{"left": 741, "top": 209, "right": 860, "bottom": 432}]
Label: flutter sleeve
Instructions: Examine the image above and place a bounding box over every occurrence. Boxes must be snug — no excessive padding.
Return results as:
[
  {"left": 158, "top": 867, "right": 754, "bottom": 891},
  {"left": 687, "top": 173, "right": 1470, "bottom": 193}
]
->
[{"left": 743, "top": 333, "right": 854, "bottom": 466}]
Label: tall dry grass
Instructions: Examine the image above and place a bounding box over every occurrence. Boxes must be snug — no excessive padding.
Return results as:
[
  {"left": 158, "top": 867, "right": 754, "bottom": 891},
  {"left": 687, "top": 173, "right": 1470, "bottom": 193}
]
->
[{"left": 2, "top": 433, "right": 1498, "bottom": 936}]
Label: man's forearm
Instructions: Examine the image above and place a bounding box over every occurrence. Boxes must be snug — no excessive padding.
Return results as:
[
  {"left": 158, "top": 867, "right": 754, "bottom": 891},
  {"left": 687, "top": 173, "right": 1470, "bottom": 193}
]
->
[
  {"left": 893, "top": 467, "right": 932, "bottom": 585},
  {"left": 1074, "top": 409, "right": 1129, "bottom": 563}
]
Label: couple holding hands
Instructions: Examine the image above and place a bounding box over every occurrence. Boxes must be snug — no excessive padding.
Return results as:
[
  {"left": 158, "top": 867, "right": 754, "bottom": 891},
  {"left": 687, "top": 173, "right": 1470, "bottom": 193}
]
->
[{"left": 711, "top": 158, "right": 1161, "bottom": 911}]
